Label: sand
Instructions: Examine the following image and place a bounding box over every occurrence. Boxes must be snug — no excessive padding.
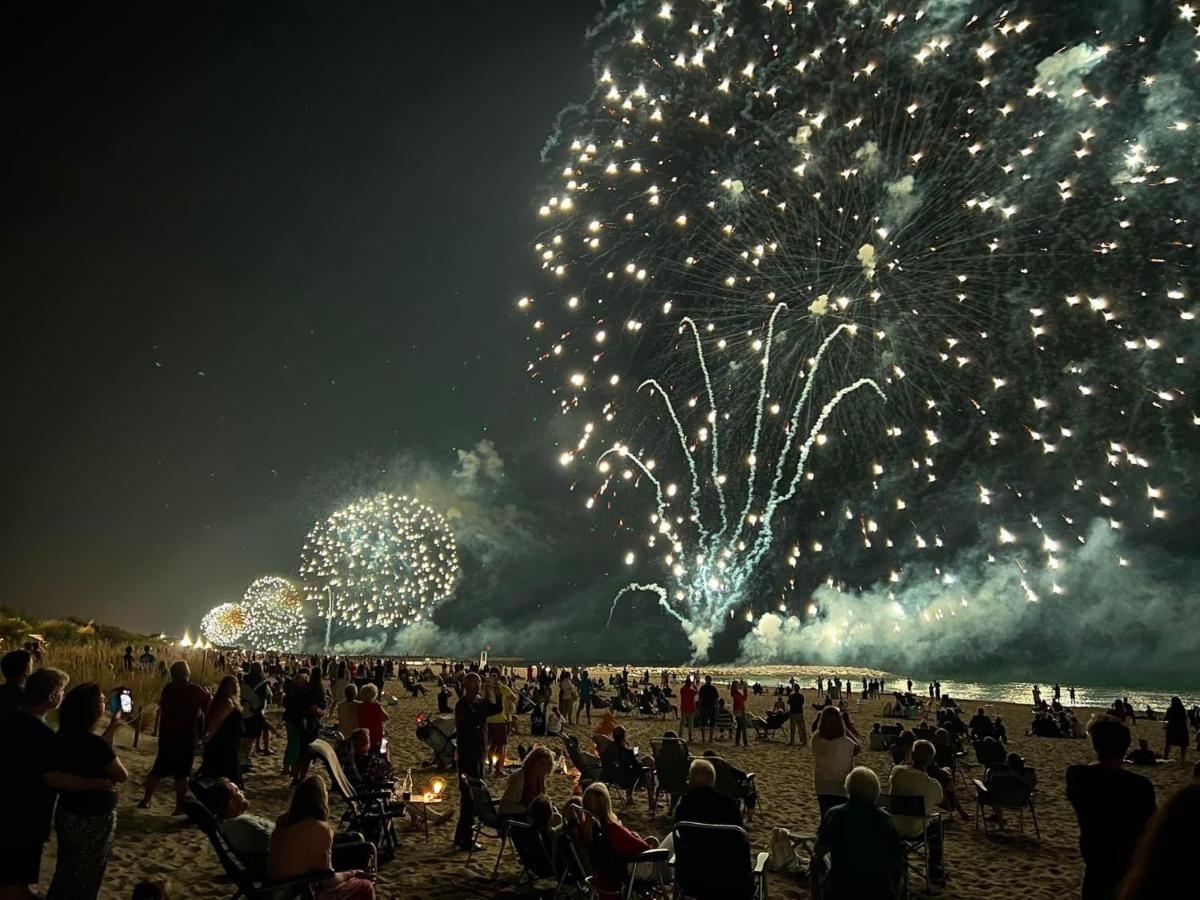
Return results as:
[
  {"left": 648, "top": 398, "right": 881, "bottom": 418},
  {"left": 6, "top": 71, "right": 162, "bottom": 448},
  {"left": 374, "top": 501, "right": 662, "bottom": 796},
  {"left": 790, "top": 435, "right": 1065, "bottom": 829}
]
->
[{"left": 43, "top": 668, "right": 1196, "bottom": 899}]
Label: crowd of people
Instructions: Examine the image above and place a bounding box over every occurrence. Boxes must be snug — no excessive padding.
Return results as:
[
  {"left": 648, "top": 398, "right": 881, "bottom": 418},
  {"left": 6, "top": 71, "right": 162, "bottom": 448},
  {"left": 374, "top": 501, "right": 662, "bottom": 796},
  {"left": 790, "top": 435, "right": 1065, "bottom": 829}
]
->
[{"left": 0, "top": 645, "right": 1197, "bottom": 900}]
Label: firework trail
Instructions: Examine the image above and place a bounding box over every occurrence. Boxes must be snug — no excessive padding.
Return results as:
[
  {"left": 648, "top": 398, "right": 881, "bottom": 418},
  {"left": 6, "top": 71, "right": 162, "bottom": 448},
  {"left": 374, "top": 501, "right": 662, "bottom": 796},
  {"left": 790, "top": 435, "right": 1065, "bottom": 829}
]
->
[{"left": 523, "top": 1, "right": 1199, "bottom": 666}]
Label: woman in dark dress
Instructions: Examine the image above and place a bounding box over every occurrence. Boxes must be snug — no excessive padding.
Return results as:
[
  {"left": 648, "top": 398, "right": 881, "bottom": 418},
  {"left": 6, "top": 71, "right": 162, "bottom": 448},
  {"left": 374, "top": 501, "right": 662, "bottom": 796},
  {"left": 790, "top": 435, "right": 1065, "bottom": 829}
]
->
[
  {"left": 47, "top": 683, "right": 128, "bottom": 899},
  {"left": 1163, "top": 696, "right": 1190, "bottom": 762},
  {"left": 200, "top": 675, "right": 245, "bottom": 786}
]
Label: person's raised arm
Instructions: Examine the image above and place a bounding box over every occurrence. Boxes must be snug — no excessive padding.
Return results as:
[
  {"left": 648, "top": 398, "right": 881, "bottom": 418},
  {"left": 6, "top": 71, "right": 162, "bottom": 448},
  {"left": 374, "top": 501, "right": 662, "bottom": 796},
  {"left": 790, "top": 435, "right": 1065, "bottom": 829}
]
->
[{"left": 102, "top": 711, "right": 124, "bottom": 745}]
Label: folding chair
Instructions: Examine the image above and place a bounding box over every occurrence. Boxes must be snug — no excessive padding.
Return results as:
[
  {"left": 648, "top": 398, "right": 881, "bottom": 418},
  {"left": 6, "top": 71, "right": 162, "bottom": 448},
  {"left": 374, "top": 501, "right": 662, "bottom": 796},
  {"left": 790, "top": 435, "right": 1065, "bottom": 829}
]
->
[
  {"left": 182, "top": 796, "right": 332, "bottom": 900},
  {"left": 594, "top": 733, "right": 654, "bottom": 812},
  {"left": 465, "top": 775, "right": 512, "bottom": 877},
  {"left": 672, "top": 821, "right": 768, "bottom": 900},
  {"left": 973, "top": 775, "right": 1040, "bottom": 840},
  {"left": 561, "top": 733, "right": 604, "bottom": 788},
  {"left": 507, "top": 818, "right": 588, "bottom": 898},
  {"left": 886, "top": 793, "right": 944, "bottom": 895},
  {"left": 308, "top": 738, "right": 400, "bottom": 861},
  {"left": 650, "top": 738, "right": 691, "bottom": 813},
  {"left": 707, "top": 755, "right": 757, "bottom": 818}
]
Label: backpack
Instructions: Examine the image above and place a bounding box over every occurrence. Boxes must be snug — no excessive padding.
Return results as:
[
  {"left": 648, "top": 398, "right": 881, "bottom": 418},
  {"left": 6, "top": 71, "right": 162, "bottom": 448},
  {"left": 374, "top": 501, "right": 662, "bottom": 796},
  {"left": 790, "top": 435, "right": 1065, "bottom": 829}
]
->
[{"left": 241, "top": 681, "right": 265, "bottom": 718}]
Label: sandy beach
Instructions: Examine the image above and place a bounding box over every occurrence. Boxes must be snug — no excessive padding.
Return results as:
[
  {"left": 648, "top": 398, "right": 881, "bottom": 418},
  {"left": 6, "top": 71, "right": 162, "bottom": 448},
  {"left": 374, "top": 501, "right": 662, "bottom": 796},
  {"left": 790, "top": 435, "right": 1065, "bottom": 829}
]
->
[{"left": 44, "top": 667, "right": 1196, "bottom": 899}]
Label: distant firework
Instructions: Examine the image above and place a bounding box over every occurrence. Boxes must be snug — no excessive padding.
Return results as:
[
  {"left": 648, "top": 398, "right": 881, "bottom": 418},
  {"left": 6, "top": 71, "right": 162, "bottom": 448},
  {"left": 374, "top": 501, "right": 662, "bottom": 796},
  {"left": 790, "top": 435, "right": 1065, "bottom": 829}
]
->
[
  {"left": 525, "top": 1, "right": 1198, "bottom": 659},
  {"left": 240, "top": 576, "right": 307, "bottom": 652},
  {"left": 200, "top": 602, "right": 246, "bottom": 647},
  {"left": 300, "top": 493, "right": 460, "bottom": 632}
]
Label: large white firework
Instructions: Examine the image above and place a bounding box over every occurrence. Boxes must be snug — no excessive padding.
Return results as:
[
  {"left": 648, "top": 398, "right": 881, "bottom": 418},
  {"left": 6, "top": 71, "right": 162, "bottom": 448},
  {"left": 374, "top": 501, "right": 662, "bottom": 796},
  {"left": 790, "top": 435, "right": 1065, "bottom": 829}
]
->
[
  {"left": 525, "top": 0, "right": 1199, "bottom": 662},
  {"left": 300, "top": 493, "right": 460, "bottom": 632},
  {"left": 240, "top": 576, "right": 307, "bottom": 652},
  {"left": 199, "top": 602, "right": 246, "bottom": 647}
]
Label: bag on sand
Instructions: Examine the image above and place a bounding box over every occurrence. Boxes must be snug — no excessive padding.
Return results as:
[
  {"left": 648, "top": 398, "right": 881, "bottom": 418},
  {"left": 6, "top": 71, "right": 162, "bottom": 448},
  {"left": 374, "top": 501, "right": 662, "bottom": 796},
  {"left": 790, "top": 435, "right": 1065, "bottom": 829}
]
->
[{"left": 767, "top": 827, "right": 810, "bottom": 876}]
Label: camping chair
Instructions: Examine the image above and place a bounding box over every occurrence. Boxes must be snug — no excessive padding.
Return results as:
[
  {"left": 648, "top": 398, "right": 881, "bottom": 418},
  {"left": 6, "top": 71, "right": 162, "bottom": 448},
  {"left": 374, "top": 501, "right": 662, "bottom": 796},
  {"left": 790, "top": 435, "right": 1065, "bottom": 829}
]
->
[
  {"left": 593, "top": 734, "right": 655, "bottom": 812},
  {"left": 465, "top": 776, "right": 512, "bottom": 877},
  {"left": 181, "top": 796, "right": 333, "bottom": 900},
  {"left": 672, "top": 821, "right": 768, "bottom": 900},
  {"left": 571, "top": 812, "right": 668, "bottom": 900},
  {"left": 887, "top": 793, "right": 944, "bottom": 894},
  {"left": 972, "top": 775, "right": 1040, "bottom": 840},
  {"left": 707, "top": 755, "right": 757, "bottom": 817},
  {"left": 650, "top": 738, "right": 691, "bottom": 813},
  {"left": 972, "top": 740, "right": 1006, "bottom": 771},
  {"left": 561, "top": 733, "right": 603, "bottom": 788},
  {"left": 308, "top": 738, "right": 399, "bottom": 861},
  {"left": 506, "top": 818, "right": 587, "bottom": 897},
  {"left": 751, "top": 712, "right": 786, "bottom": 741}
]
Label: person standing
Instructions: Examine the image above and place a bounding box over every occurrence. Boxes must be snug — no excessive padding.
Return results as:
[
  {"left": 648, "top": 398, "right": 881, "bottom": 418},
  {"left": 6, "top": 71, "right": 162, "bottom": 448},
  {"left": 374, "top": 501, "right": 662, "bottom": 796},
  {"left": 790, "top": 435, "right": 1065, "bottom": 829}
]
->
[
  {"left": 812, "top": 706, "right": 860, "bottom": 822},
  {"left": 578, "top": 669, "right": 593, "bottom": 724},
  {"left": 139, "top": 661, "right": 210, "bottom": 814},
  {"left": 199, "top": 675, "right": 245, "bottom": 787},
  {"left": 0, "top": 667, "right": 76, "bottom": 899},
  {"left": 679, "top": 676, "right": 697, "bottom": 742},
  {"left": 485, "top": 669, "right": 516, "bottom": 776},
  {"left": 1067, "top": 715, "right": 1156, "bottom": 900},
  {"left": 730, "top": 679, "right": 749, "bottom": 748},
  {"left": 1163, "top": 696, "right": 1190, "bottom": 763},
  {"left": 47, "top": 683, "right": 128, "bottom": 899},
  {"left": 558, "top": 671, "right": 578, "bottom": 726},
  {"left": 698, "top": 675, "right": 719, "bottom": 744},
  {"left": 788, "top": 687, "right": 808, "bottom": 746},
  {"left": 453, "top": 672, "right": 503, "bottom": 851},
  {"left": 0, "top": 649, "right": 32, "bottom": 725}
]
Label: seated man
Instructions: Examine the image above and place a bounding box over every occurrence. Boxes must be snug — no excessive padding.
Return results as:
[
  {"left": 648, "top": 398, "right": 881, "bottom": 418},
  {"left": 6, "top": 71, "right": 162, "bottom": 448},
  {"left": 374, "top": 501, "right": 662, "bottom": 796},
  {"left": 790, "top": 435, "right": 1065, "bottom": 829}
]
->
[
  {"left": 1127, "top": 739, "right": 1159, "bottom": 766},
  {"left": 674, "top": 758, "right": 742, "bottom": 827},
  {"left": 204, "top": 778, "right": 375, "bottom": 877},
  {"left": 812, "top": 767, "right": 902, "bottom": 899},
  {"left": 700, "top": 749, "right": 757, "bottom": 822},
  {"left": 888, "top": 738, "right": 945, "bottom": 883}
]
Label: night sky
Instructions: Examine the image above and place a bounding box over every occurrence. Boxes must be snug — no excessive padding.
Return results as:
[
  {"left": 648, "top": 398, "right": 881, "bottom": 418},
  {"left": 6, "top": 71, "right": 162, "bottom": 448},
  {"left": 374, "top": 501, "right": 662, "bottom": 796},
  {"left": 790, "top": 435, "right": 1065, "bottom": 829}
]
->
[{"left": 4, "top": 1, "right": 609, "bottom": 636}]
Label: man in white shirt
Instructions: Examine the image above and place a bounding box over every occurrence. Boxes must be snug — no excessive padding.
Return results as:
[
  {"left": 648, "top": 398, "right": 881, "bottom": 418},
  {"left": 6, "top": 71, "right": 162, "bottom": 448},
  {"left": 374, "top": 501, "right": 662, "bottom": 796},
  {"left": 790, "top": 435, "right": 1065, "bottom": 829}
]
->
[{"left": 887, "top": 739, "right": 945, "bottom": 882}]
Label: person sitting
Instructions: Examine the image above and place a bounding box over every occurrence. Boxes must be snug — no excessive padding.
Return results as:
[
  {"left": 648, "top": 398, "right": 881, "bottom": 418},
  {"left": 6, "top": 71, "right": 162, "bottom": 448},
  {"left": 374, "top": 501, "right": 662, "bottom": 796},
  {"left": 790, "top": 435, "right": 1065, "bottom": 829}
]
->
[
  {"left": 499, "top": 746, "right": 555, "bottom": 818},
  {"left": 811, "top": 767, "right": 902, "bottom": 899},
  {"left": 436, "top": 682, "right": 453, "bottom": 715},
  {"left": 888, "top": 738, "right": 946, "bottom": 884},
  {"left": 266, "top": 775, "right": 375, "bottom": 899},
  {"left": 546, "top": 705, "right": 564, "bottom": 737},
  {"left": 594, "top": 709, "right": 616, "bottom": 738},
  {"left": 890, "top": 729, "right": 916, "bottom": 766},
  {"left": 993, "top": 715, "right": 1008, "bottom": 744},
  {"left": 868, "top": 722, "right": 890, "bottom": 751},
  {"left": 572, "top": 783, "right": 659, "bottom": 899},
  {"left": 338, "top": 729, "right": 394, "bottom": 788},
  {"left": 1126, "top": 739, "right": 1159, "bottom": 767},
  {"left": 983, "top": 752, "right": 1036, "bottom": 828},
  {"left": 968, "top": 707, "right": 994, "bottom": 742},
  {"left": 337, "top": 685, "right": 361, "bottom": 740},
  {"left": 355, "top": 684, "right": 388, "bottom": 751},
  {"left": 609, "top": 726, "right": 651, "bottom": 801},
  {"left": 674, "top": 758, "right": 742, "bottom": 827},
  {"left": 700, "top": 749, "right": 757, "bottom": 822},
  {"left": 1067, "top": 715, "right": 1156, "bottom": 900}
]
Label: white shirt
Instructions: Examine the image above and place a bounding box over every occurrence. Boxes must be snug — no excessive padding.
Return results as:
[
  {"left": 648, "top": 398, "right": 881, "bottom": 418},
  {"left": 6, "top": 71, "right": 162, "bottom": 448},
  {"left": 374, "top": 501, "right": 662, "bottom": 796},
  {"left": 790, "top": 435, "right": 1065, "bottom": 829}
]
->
[
  {"left": 887, "top": 765, "right": 943, "bottom": 837},
  {"left": 547, "top": 710, "right": 563, "bottom": 735},
  {"left": 811, "top": 735, "right": 857, "bottom": 796}
]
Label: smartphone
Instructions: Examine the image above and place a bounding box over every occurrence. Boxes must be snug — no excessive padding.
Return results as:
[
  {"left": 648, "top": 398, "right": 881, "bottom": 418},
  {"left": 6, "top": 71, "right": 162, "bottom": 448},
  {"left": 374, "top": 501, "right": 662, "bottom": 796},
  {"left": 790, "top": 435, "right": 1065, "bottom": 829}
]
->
[
  {"left": 380, "top": 737, "right": 389, "bottom": 755},
  {"left": 120, "top": 689, "right": 133, "bottom": 714}
]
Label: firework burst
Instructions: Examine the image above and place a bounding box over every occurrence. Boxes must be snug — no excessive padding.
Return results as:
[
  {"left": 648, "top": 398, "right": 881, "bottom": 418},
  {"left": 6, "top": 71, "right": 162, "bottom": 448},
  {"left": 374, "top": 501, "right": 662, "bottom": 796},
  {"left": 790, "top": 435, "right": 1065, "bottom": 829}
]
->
[
  {"left": 300, "top": 493, "right": 460, "bottom": 634},
  {"left": 525, "top": 0, "right": 1198, "bottom": 659},
  {"left": 199, "top": 602, "right": 246, "bottom": 647},
  {"left": 240, "top": 576, "right": 307, "bottom": 652}
]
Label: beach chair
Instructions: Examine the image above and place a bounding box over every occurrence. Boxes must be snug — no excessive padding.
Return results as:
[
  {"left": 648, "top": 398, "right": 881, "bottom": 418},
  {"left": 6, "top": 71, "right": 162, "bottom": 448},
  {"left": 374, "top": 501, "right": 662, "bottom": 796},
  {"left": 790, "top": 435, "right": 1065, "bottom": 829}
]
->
[
  {"left": 572, "top": 812, "right": 669, "bottom": 899},
  {"left": 650, "top": 738, "right": 691, "bottom": 813},
  {"left": 561, "top": 733, "right": 603, "bottom": 788},
  {"left": 593, "top": 733, "right": 654, "bottom": 811},
  {"left": 672, "top": 821, "right": 768, "bottom": 900},
  {"left": 464, "top": 776, "right": 512, "bottom": 877},
  {"left": 887, "top": 793, "right": 944, "bottom": 894},
  {"left": 506, "top": 818, "right": 588, "bottom": 898},
  {"left": 707, "top": 755, "right": 757, "bottom": 817},
  {"left": 752, "top": 711, "right": 787, "bottom": 741},
  {"left": 307, "top": 738, "right": 399, "bottom": 861},
  {"left": 972, "top": 774, "right": 1040, "bottom": 840},
  {"left": 181, "top": 796, "right": 333, "bottom": 900}
]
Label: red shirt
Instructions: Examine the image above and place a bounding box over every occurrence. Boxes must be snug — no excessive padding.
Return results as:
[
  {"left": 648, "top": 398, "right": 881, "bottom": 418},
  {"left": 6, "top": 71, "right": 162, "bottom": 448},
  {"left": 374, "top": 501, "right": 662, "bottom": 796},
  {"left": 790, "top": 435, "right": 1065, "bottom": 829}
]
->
[
  {"left": 679, "top": 683, "right": 697, "bottom": 714},
  {"left": 357, "top": 701, "right": 385, "bottom": 747},
  {"left": 594, "top": 821, "right": 652, "bottom": 897},
  {"left": 731, "top": 685, "right": 747, "bottom": 714}
]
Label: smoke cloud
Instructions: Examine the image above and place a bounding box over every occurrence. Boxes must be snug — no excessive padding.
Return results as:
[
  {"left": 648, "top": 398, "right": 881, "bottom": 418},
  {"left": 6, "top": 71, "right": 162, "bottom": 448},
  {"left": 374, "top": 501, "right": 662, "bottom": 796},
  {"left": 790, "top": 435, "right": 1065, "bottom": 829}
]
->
[{"left": 739, "top": 520, "right": 1200, "bottom": 685}]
